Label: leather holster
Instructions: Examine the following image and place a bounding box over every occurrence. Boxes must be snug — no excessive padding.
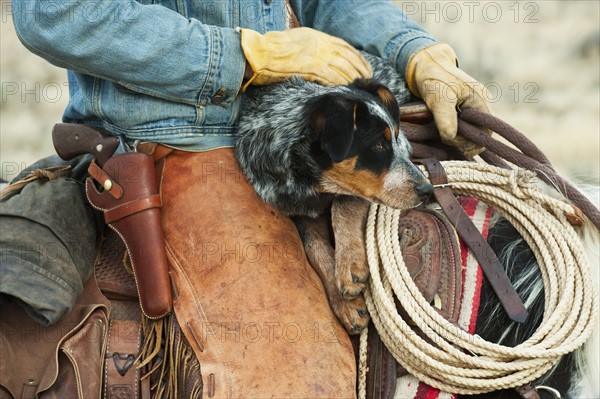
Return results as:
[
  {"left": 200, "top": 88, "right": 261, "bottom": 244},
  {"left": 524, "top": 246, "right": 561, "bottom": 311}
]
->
[{"left": 86, "top": 152, "right": 172, "bottom": 319}]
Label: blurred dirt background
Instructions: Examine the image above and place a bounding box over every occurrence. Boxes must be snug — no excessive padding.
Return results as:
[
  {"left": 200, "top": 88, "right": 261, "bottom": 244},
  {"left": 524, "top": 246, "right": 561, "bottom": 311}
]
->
[{"left": 1, "top": 0, "right": 599, "bottom": 185}]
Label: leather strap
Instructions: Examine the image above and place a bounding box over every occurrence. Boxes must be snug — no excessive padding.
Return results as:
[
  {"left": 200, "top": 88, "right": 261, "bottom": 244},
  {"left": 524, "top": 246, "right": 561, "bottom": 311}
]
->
[
  {"left": 20, "top": 381, "right": 37, "bottom": 399},
  {"left": 88, "top": 160, "right": 124, "bottom": 199},
  {"left": 420, "top": 158, "right": 528, "bottom": 323},
  {"left": 366, "top": 323, "right": 397, "bottom": 399},
  {"left": 136, "top": 142, "right": 175, "bottom": 162},
  {"left": 515, "top": 383, "right": 542, "bottom": 399},
  {"left": 104, "top": 319, "right": 142, "bottom": 399},
  {"left": 0, "top": 165, "right": 72, "bottom": 200},
  {"left": 140, "top": 376, "right": 152, "bottom": 399},
  {"left": 104, "top": 194, "right": 162, "bottom": 224}
]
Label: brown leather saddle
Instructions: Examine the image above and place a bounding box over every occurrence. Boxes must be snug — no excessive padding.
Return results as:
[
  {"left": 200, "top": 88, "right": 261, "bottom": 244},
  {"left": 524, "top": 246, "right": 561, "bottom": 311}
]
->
[
  {"left": 362, "top": 206, "right": 464, "bottom": 398},
  {"left": 92, "top": 201, "right": 467, "bottom": 399}
]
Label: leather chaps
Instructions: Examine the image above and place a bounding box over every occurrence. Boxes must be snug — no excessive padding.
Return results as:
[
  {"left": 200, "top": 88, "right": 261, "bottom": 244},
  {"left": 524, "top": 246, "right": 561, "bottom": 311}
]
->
[{"left": 161, "top": 148, "right": 356, "bottom": 398}]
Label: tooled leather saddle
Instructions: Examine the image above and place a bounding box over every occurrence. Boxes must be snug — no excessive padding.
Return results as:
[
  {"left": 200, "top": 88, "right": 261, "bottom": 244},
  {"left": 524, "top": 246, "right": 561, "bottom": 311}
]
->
[{"left": 362, "top": 206, "right": 465, "bottom": 398}]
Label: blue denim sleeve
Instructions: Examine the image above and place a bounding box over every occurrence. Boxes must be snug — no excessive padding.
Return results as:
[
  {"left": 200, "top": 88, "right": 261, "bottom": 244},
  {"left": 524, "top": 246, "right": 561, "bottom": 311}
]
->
[
  {"left": 289, "top": 0, "right": 437, "bottom": 78},
  {"left": 11, "top": 1, "right": 246, "bottom": 107}
]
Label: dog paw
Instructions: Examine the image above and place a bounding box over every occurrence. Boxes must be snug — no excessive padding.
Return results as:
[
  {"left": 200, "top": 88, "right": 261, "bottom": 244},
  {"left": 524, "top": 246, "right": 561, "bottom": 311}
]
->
[
  {"left": 331, "top": 294, "right": 370, "bottom": 334},
  {"left": 336, "top": 252, "right": 370, "bottom": 299}
]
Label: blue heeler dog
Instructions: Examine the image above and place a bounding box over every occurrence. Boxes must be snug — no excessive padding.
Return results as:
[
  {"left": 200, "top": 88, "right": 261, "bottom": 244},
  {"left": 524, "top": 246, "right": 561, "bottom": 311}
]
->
[{"left": 236, "top": 52, "right": 432, "bottom": 333}]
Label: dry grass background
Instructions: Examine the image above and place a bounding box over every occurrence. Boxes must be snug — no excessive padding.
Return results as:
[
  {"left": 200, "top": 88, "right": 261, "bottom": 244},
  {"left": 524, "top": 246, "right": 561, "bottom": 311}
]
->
[{"left": 1, "top": 0, "right": 599, "bottom": 186}]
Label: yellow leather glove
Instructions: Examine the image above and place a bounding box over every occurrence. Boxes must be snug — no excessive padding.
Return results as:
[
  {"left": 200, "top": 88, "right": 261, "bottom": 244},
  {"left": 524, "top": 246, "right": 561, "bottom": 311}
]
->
[
  {"left": 239, "top": 27, "right": 372, "bottom": 91},
  {"left": 406, "top": 43, "right": 492, "bottom": 156}
]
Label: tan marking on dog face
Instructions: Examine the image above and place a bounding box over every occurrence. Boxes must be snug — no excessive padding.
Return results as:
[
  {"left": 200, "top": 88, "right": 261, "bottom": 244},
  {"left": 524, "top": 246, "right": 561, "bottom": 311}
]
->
[
  {"left": 320, "top": 156, "right": 386, "bottom": 199},
  {"left": 374, "top": 86, "right": 399, "bottom": 137},
  {"left": 384, "top": 127, "right": 393, "bottom": 141},
  {"left": 320, "top": 157, "right": 422, "bottom": 210}
]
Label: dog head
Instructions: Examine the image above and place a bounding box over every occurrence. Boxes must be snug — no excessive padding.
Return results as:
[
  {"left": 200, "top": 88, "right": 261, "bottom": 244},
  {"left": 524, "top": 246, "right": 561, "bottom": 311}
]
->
[{"left": 308, "top": 79, "right": 431, "bottom": 209}]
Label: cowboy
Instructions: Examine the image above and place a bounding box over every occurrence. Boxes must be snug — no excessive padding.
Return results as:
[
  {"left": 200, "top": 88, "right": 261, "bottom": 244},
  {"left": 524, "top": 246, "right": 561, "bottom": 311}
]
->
[{"left": 2, "top": 0, "right": 491, "bottom": 397}]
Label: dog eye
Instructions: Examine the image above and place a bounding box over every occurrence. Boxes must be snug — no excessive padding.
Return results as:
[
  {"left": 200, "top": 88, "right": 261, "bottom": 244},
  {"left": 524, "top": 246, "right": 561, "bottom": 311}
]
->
[{"left": 373, "top": 142, "right": 384, "bottom": 151}]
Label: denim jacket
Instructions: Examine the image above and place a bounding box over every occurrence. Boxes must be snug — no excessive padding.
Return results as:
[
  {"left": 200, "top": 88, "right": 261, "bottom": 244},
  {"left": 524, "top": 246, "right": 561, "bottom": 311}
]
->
[{"left": 12, "top": 0, "right": 437, "bottom": 151}]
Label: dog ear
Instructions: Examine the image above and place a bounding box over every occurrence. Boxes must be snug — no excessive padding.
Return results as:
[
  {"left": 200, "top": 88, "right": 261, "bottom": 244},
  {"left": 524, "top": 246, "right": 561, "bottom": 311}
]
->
[
  {"left": 351, "top": 79, "right": 400, "bottom": 127},
  {"left": 309, "top": 94, "right": 357, "bottom": 163}
]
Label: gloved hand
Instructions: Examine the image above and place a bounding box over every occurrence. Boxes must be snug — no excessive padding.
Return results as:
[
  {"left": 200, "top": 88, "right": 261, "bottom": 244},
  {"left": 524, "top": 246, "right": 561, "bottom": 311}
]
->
[
  {"left": 406, "top": 43, "right": 492, "bottom": 156},
  {"left": 239, "top": 27, "right": 372, "bottom": 91}
]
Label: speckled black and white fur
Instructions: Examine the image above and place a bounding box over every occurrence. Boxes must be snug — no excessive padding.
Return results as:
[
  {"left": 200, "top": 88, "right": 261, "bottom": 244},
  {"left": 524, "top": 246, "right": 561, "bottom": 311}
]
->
[
  {"left": 235, "top": 52, "right": 431, "bottom": 334},
  {"left": 236, "top": 52, "right": 427, "bottom": 218}
]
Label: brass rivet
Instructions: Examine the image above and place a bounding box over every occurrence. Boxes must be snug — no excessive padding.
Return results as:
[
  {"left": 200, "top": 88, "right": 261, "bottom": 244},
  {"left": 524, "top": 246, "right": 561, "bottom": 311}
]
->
[{"left": 103, "top": 179, "right": 113, "bottom": 191}]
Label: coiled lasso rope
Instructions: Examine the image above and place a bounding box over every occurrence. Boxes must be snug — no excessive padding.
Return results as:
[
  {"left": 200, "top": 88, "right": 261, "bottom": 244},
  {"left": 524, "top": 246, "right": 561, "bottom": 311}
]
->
[{"left": 357, "top": 161, "right": 599, "bottom": 396}]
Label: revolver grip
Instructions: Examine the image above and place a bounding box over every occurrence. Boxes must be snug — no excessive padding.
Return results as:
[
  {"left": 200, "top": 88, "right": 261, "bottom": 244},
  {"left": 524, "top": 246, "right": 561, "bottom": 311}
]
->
[{"left": 52, "top": 123, "right": 120, "bottom": 166}]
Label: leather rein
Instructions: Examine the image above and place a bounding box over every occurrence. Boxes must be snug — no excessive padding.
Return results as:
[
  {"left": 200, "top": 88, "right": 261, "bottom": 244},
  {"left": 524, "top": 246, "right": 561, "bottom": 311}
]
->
[{"left": 401, "top": 103, "right": 597, "bottom": 230}]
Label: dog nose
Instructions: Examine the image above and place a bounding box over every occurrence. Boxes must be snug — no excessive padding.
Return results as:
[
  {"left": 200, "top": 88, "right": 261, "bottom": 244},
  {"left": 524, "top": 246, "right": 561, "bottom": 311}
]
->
[{"left": 414, "top": 181, "right": 433, "bottom": 199}]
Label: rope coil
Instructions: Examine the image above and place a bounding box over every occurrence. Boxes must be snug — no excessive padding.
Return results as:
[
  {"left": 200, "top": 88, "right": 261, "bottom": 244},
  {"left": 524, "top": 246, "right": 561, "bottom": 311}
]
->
[{"left": 358, "top": 161, "right": 599, "bottom": 395}]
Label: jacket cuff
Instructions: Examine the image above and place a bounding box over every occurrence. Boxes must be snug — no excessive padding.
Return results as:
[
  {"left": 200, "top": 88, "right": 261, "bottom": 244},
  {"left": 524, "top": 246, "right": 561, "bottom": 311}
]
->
[
  {"left": 393, "top": 36, "right": 438, "bottom": 79},
  {"left": 201, "top": 26, "right": 247, "bottom": 107}
]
